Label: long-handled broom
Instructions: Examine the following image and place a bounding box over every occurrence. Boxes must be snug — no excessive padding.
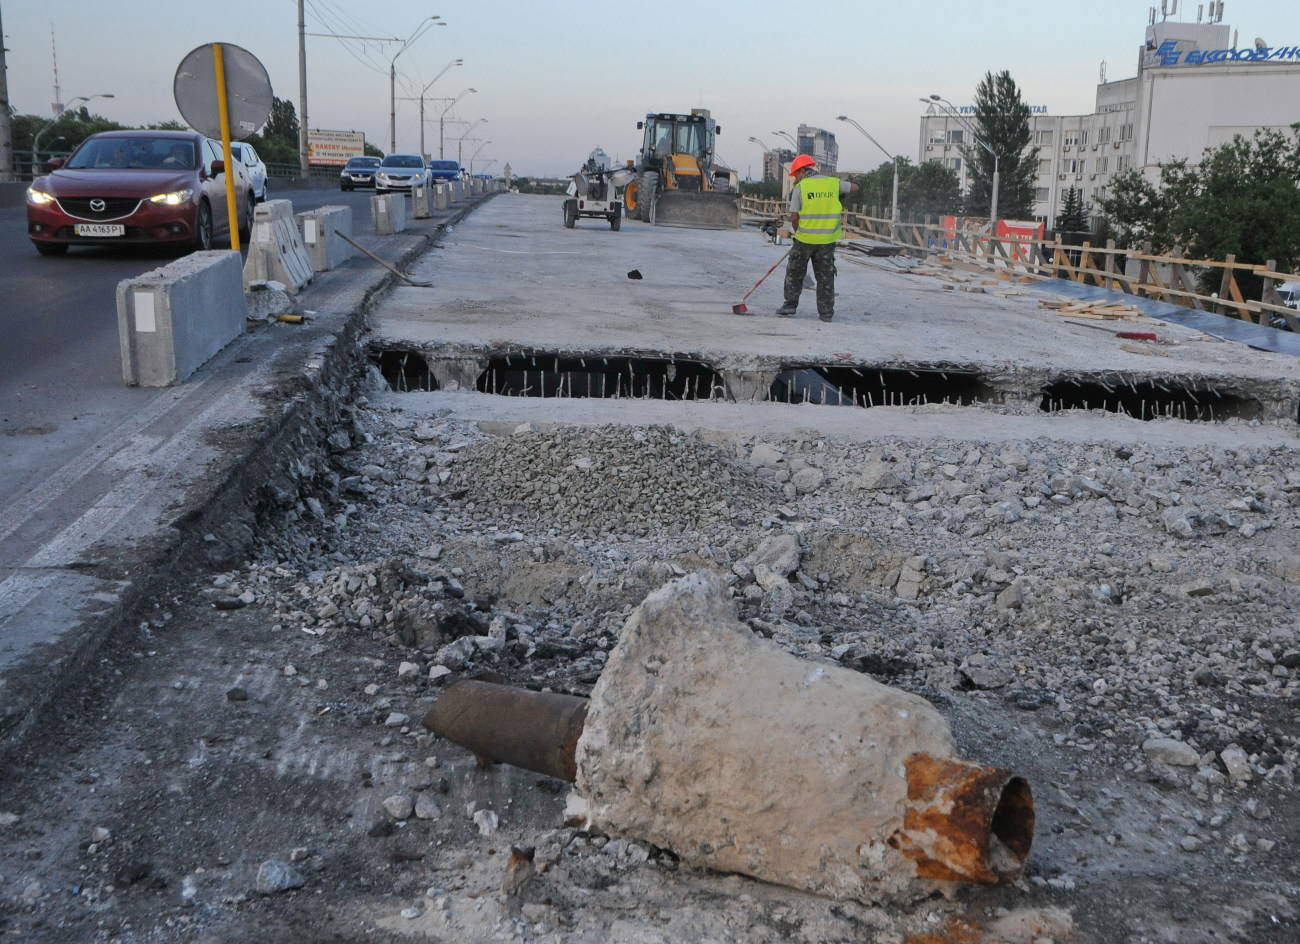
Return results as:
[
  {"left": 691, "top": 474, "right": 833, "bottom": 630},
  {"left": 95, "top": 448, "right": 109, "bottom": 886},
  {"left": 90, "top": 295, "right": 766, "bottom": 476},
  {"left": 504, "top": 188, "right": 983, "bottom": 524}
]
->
[{"left": 732, "top": 247, "right": 793, "bottom": 315}]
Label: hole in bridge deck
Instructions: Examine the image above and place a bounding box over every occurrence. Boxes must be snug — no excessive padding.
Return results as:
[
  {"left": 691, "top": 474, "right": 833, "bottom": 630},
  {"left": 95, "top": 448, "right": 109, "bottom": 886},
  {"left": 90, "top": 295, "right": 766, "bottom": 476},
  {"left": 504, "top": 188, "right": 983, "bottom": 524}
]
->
[
  {"left": 771, "top": 366, "right": 997, "bottom": 408},
  {"left": 1039, "top": 378, "right": 1262, "bottom": 422},
  {"left": 476, "top": 355, "right": 724, "bottom": 400},
  {"left": 373, "top": 350, "right": 438, "bottom": 392}
]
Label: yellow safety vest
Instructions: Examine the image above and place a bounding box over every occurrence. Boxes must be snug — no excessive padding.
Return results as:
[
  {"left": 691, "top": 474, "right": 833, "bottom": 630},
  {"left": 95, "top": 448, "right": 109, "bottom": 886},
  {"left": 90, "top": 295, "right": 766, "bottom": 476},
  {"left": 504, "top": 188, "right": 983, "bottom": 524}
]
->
[{"left": 794, "top": 175, "right": 843, "bottom": 244}]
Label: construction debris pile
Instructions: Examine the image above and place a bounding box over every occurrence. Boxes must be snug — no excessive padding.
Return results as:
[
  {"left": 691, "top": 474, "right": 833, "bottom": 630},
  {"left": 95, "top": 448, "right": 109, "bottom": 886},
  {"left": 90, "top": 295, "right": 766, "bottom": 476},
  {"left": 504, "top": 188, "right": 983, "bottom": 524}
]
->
[{"left": 128, "top": 394, "right": 1280, "bottom": 940}]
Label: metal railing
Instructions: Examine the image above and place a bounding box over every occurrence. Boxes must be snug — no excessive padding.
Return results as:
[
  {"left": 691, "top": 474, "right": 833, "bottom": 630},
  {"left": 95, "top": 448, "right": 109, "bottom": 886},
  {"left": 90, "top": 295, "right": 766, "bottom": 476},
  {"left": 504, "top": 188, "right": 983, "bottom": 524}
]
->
[{"left": 739, "top": 196, "right": 1300, "bottom": 332}]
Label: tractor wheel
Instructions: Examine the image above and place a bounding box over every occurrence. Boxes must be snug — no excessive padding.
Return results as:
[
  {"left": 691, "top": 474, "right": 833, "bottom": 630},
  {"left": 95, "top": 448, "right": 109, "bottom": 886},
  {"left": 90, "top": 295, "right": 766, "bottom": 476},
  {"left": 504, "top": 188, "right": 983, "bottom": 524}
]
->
[
  {"left": 637, "top": 172, "right": 658, "bottom": 223},
  {"left": 609, "top": 204, "right": 621, "bottom": 231},
  {"left": 563, "top": 199, "right": 577, "bottom": 228}
]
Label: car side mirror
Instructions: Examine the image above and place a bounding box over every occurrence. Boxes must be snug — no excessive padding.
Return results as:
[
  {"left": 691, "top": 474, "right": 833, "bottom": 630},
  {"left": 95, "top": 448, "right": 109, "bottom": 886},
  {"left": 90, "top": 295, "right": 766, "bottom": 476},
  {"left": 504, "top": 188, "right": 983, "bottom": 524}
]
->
[
  {"left": 636, "top": 121, "right": 644, "bottom": 130},
  {"left": 210, "top": 160, "right": 225, "bottom": 176},
  {"left": 47, "top": 157, "right": 65, "bottom": 170}
]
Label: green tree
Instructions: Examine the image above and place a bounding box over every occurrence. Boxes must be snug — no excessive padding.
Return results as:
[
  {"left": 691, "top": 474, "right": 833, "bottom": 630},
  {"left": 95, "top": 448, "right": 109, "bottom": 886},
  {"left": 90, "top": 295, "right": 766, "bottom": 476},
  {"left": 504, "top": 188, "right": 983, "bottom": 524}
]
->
[
  {"left": 247, "top": 97, "right": 301, "bottom": 166},
  {"left": 1055, "top": 187, "right": 1090, "bottom": 232},
  {"left": 844, "top": 159, "right": 961, "bottom": 221},
  {"left": 902, "top": 161, "right": 963, "bottom": 219},
  {"left": 1099, "top": 126, "right": 1300, "bottom": 294},
  {"left": 17, "top": 106, "right": 123, "bottom": 158},
  {"left": 967, "top": 70, "right": 1039, "bottom": 220}
]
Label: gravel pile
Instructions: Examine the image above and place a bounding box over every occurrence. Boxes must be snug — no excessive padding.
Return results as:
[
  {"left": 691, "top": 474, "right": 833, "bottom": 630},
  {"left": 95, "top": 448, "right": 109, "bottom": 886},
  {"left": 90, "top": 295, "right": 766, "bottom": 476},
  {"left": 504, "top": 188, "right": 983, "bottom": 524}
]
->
[{"left": 234, "top": 403, "right": 1300, "bottom": 803}]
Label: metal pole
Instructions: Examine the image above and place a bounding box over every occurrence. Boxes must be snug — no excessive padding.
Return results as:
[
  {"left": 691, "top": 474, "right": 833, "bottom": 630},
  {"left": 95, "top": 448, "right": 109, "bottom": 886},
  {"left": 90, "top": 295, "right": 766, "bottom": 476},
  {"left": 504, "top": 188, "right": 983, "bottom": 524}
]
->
[
  {"left": 389, "top": 62, "right": 397, "bottom": 153},
  {"left": 0, "top": 3, "right": 14, "bottom": 182},
  {"left": 297, "top": 0, "right": 309, "bottom": 177}
]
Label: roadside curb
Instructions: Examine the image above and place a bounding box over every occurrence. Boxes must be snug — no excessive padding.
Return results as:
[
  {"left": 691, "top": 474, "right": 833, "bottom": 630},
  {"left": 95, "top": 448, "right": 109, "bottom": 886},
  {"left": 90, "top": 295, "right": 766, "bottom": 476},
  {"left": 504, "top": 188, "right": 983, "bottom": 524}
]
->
[{"left": 0, "top": 193, "right": 494, "bottom": 762}]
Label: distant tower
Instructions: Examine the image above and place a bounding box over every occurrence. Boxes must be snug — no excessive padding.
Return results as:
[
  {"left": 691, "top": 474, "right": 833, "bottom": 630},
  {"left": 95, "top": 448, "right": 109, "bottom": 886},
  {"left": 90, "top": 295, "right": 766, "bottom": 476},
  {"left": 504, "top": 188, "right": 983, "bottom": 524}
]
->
[{"left": 50, "top": 25, "right": 62, "bottom": 115}]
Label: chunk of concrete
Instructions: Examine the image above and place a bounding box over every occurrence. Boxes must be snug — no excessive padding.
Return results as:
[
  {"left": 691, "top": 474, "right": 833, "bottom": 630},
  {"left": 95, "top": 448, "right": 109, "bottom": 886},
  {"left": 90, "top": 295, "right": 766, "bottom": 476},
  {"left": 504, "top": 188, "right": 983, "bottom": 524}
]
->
[{"left": 574, "top": 572, "right": 1032, "bottom": 904}]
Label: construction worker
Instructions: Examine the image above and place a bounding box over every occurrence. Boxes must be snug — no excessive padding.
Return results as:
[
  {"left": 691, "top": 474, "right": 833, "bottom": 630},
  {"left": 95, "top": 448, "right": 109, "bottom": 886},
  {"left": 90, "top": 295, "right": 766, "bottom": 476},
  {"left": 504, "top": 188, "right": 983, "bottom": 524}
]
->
[{"left": 776, "top": 154, "right": 858, "bottom": 322}]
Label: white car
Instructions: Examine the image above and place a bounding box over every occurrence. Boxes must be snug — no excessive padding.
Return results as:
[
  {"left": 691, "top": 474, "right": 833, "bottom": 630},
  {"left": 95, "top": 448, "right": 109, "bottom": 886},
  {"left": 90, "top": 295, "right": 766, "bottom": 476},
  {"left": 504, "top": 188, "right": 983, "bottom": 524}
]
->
[
  {"left": 375, "top": 153, "right": 430, "bottom": 193},
  {"left": 229, "top": 142, "right": 268, "bottom": 202}
]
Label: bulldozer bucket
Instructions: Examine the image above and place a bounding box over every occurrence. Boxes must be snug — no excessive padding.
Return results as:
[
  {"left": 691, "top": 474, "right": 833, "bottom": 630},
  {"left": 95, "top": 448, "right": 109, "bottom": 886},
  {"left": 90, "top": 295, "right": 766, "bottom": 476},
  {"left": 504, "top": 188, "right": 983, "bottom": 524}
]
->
[{"left": 651, "top": 190, "right": 742, "bottom": 230}]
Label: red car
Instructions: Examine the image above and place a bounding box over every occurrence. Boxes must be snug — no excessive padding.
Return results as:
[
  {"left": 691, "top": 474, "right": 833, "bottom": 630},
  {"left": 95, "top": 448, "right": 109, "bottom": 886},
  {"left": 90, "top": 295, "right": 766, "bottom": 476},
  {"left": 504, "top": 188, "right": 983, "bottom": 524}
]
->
[{"left": 26, "top": 130, "right": 254, "bottom": 256}]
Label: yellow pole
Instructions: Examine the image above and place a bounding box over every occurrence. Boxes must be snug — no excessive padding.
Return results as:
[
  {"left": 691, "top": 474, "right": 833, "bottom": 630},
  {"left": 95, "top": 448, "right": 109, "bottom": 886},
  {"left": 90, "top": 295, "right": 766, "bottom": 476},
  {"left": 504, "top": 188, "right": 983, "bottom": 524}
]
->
[{"left": 212, "top": 43, "right": 241, "bottom": 252}]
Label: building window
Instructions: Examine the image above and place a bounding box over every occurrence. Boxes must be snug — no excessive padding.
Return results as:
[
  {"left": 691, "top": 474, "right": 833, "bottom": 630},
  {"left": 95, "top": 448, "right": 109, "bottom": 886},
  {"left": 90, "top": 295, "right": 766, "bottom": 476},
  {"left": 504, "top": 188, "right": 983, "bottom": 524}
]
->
[
  {"left": 929, "top": 129, "right": 946, "bottom": 144},
  {"left": 1035, "top": 129, "right": 1054, "bottom": 146},
  {"left": 1097, "top": 126, "right": 1111, "bottom": 144},
  {"left": 1035, "top": 187, "right": 1049, "bottom": 202},
  {"left": 1038, "top": 159, "right": 1052, "bottom": 176},
  {"left": 947, "top": 129, "right": 965, "bottom": 145},
  {"left": 1064, "top": 130, "right": 1088, "bottom": 147},
  {"left": 1116, "top": 155, "right": 1131, "bottom": 172},
  {"left": 1120, "top": 124, "right": 1133, "bottom": 142},
  {"left": 1097, "top": 156, "right": 1108, "bottom": 173},
  {"left": 946, "top": 157, "right": 962, "bottom": 172},
  {"left": 1066, "top": 158, "right": 1086, "bottom": 174}
]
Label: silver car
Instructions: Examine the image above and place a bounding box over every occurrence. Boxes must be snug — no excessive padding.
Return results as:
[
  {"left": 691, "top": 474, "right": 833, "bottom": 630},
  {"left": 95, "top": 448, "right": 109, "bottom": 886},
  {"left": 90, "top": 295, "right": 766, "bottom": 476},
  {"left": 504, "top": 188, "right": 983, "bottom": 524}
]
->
[
  {"left": 375, "top": 153, "right": 430, "bottom": 193},
  {"left": 229, "top": 142, "right": 269, "bottom": 202}
]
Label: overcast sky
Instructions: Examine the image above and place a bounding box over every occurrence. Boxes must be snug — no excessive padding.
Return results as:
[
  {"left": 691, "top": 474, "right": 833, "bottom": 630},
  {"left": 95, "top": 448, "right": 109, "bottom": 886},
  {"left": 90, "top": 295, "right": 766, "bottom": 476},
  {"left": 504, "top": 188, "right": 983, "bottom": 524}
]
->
[{"left": 4, "top": 0, "right": 1294, "bottom": 177}]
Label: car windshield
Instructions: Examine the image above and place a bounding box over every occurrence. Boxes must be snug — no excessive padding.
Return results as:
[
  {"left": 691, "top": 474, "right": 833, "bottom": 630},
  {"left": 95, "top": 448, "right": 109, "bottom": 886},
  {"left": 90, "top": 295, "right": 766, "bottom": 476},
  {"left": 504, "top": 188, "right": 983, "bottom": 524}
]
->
[
  {"left": 66, "top": 137, "right": 196, "bottom": 170},
  {"left": 348, "top": 158, "right": 380, "bottom": 167},
  {"left": 382, "top": 155, "right": 423, "bottom": 168},
  {"left": 429, "top": 161, "right": 458, "bottom": 171}
]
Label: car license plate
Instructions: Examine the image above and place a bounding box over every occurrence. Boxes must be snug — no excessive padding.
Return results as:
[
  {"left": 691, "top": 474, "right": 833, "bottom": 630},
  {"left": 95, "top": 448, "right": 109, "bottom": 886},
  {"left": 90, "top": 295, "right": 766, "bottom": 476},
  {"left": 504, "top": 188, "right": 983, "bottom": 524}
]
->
[{"left": 74, "top": 223, "right": 125, "bottom": 237}]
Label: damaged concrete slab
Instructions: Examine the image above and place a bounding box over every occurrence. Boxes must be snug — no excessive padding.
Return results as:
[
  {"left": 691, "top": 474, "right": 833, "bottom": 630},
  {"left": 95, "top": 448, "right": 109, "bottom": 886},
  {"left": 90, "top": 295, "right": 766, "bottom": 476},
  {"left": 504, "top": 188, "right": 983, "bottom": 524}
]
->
[{"left": 371, "top": 195, "right": 1300, "bottom": 425}]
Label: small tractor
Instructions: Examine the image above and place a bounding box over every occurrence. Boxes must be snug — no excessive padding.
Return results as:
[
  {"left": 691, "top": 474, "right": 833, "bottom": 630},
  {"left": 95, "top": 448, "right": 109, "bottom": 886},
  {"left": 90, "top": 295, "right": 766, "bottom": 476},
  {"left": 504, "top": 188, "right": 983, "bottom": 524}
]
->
[
  {"left": 562, "top": 148, "right": 633, "bottom": 230},
  {"left": 622, "top": 108, "right": 741, "bottom": 229}
]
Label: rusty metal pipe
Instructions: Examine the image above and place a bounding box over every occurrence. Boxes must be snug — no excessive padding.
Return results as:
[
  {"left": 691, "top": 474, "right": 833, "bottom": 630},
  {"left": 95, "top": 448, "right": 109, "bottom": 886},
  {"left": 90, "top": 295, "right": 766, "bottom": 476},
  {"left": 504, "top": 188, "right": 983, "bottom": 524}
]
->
[
  {"left": 422, "top": 679, "right": 587, "bottom": 782},
  {"left": 894, "top": 753, "right": 1034, "bottom": 884}
]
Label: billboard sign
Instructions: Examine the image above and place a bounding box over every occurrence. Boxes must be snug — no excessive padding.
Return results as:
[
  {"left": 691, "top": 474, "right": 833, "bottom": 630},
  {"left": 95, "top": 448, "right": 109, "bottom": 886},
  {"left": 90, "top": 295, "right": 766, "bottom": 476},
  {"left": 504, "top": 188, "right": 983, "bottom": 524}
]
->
[{"left": 307, "top": 129, "right": 365, "bottom": 166}]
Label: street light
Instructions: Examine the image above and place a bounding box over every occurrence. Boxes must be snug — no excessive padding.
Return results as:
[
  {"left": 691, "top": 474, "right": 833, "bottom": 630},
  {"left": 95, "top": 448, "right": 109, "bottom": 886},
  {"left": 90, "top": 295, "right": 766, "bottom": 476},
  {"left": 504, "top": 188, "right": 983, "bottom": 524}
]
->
[
  {"left": 772, "top": 130, "right": 798, "bottom": 150},
  {"left": 32, "top": 94, "right": 115, "bottom": 162},
  {"left": 419, "top": 59, "right": 462, "bottom": 159},
  {"left": 925, "top": 93, "right": 999, "bottom": 224},
  {"left": 747, "top": 136, "right": 772, "bottom": 154},
  {"left": 468, "top": 140, "right": 491, "bottom": 175},
  {"left": 457, "top": 119, "right": 487, "bottom": 166},
  {"left": 437, "top": 88, "right": 476, "bottom": 159},
  {"left": 836, "top": 115, "right": 899, "bottom": 222},
  {"left": 389, "top": 16, "right": 445, "bottom": 153}
]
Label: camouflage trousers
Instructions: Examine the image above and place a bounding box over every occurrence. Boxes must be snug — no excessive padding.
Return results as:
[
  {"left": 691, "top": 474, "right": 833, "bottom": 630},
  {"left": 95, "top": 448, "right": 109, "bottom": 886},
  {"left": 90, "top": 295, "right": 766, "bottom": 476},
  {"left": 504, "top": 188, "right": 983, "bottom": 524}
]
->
[{"left": 782, "top": 240, "right": 838, "bottom": 317}]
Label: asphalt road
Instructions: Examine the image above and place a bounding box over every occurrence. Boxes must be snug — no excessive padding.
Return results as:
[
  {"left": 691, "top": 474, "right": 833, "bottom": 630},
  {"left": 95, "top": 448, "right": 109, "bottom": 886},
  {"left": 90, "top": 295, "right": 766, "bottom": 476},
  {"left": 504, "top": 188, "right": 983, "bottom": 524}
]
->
[{"left": 0, "top": 186, "right": 377, "bottom": 511}]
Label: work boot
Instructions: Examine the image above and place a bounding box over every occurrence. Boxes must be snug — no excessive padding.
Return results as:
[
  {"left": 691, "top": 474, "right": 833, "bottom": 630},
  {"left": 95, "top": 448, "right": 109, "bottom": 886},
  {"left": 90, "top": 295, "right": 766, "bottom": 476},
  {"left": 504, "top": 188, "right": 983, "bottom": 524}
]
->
[
  {"left": 818, "top": 312, "right": 834, "bottom": 322},
  {"left": 775, "top": 303, "right": 797, "bottom": 317}
]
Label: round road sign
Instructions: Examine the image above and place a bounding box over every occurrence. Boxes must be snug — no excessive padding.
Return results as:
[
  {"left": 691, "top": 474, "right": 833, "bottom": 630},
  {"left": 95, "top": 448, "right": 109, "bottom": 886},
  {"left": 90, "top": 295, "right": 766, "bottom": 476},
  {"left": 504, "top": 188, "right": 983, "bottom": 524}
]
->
[{"left": 173, "top": 43, "right": 273, "bottom": 140}]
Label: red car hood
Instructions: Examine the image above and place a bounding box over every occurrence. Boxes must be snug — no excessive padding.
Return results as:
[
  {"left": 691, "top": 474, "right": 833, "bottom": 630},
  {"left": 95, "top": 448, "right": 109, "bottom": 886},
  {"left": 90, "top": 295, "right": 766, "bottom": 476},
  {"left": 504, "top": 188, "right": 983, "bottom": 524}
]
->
[{"left": 34, "top": 168, "right": 201, "bottom": 197}]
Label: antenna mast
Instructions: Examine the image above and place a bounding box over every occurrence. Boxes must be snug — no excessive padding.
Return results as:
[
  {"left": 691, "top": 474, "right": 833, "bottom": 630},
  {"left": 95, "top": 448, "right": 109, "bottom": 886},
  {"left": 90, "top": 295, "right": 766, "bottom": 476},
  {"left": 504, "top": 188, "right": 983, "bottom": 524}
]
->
[{"left": 50, "top": 25, "right": 62, "bottom": 115}]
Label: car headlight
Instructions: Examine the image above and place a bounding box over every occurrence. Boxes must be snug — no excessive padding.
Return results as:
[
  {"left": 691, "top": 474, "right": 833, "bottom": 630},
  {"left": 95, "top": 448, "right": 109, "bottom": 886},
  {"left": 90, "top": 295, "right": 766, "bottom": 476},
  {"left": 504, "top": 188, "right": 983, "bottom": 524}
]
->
[
  {"left": 27, "top": 188, "right": 56, "bottom": 206},
  {"left": 377, "top": 171, "right": 390, "bottom": 180},
  {"left": 149, "top": 188, "right": 194, "bottom": 206}
]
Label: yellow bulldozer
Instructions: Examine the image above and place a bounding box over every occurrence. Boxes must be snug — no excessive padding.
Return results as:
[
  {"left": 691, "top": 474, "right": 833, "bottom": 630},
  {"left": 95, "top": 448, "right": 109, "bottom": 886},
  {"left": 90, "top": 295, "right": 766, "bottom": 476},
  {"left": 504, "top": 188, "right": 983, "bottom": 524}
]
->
[{"left": 622, "top": 109, "right": 741, "bottom": 229}]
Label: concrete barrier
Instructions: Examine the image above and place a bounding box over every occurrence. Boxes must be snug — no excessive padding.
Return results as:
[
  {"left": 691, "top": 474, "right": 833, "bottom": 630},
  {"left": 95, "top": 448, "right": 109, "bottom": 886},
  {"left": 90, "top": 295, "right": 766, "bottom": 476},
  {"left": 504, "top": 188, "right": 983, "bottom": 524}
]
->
[
  {"left": 410, "top": 185, "right": 432, "bottom": 219},
  {"left": 433, "top": 183, "right": 450, "bottom": 211},
  {"left": 297, "top": 205, "right": 354, "bottom": 272},
  {"left": 243, "top": 199, "right": 314, "bottom": 292},
  {"left": 117, "top": 251, "right": 246, "bottom": 387},
  {"left": 371, "top": 193, "right": 407, "bottom": 235}
]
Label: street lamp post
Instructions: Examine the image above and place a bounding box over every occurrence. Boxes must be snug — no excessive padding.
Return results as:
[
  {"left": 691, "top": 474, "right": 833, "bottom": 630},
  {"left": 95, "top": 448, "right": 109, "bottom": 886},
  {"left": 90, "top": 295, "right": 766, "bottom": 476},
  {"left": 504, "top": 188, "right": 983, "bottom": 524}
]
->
[
  {"left": 468, "top": 140, "right": 490, "bottom": 175},
  {"left": 836, "top": 115, "right": 899, "bottom": 222},
  {"left": 457, "top": 119, "right": 487, "bottom": 166},
  {"left": 437, "top": 88, "right": 476, "bottom": 159},
  {"left": 925, "top": 94, "right": 999, "bottom": 224},
  {"left": 772, "top": 130, "right": 798, "bottom": 151},
  {"left": 389, "top": 16, "right": 444, "bottom": 153},
  {"left": 419, "top": 59, "right": 462, "bottom": 160},
  {"left": 32, "top": 93, "right": 115, "bottom": 162}
]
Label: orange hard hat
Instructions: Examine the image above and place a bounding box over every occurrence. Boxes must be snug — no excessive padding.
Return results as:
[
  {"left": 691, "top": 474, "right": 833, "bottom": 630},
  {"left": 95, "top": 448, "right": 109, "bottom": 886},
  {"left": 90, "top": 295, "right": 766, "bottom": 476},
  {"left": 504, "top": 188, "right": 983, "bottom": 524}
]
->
[{"left": 788, "top": 154, "right": 816, "bottom": 175}]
